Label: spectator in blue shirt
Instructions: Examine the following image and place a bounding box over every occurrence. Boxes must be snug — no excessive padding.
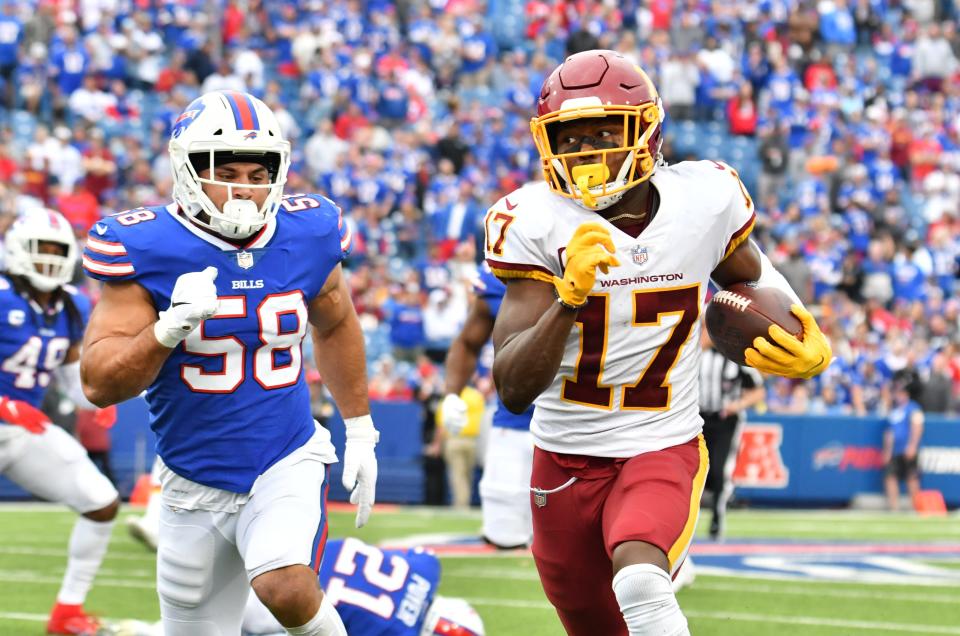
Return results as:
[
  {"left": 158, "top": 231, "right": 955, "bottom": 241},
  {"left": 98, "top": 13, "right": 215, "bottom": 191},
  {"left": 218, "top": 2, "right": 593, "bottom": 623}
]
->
[
  {"left": 819, "top": 0, "right": 857, "bottom": 50},
  {"left": 49, "top": 26, "right": 89, "bottom": 97},
  {"left": 384, "top": 284, "right": 426, "bottom": 363},
  {"left": 883, "top": 374, "right": 924, "bottom": 511},
  {"left": 0, "top": 3, "right": 22, "bottom": 108}
]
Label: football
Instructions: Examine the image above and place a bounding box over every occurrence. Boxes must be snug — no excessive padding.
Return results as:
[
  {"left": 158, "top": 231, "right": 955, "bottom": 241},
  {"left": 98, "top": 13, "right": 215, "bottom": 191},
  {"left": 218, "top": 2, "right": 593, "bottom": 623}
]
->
[{"left": 704, "top": 282, "right": 803, "bottom": 365}]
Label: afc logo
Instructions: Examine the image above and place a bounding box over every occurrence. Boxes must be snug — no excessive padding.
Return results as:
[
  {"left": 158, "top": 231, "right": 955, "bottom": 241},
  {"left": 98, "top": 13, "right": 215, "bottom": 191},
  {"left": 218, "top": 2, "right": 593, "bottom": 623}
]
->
[
  {"left": 732, "top": 424, "right": 790, "bottom": 488},
  {"left": 631, "top": 245, "right": 648, "bottom": 265}
]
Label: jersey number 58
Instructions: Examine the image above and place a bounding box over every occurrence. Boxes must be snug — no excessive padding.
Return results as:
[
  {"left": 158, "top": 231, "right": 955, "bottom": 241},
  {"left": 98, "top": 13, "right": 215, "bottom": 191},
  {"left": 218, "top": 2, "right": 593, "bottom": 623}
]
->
[{"left": 180, "top": 291, "right": 307, "bottom": 393}]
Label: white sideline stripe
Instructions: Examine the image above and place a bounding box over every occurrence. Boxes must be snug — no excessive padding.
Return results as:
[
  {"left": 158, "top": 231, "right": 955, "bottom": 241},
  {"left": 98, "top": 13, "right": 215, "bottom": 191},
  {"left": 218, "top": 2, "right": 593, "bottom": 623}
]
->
[
  {"left": 0, "top": 611, "right": 130, "bottom": 623},
  {"left": 684, "top": 610, "right": 960, "bottom": 635},
  {"left": 2, "top": 600, "right": 959, "bottom": 634},
  {"left": 448, "top": 567, "right": 960, "bottom": 591},
  {"left": 0, "top": 546, "right": 155, "bottom": 561},
  {"left": 445, "top": 569, "right": 540, "bottom": 581},
  {"left": 726, "top": 522, "right": 960, "bottom": 535},
  {"left": 691, "top": 580, "right": 960, "bottom": 603},
  {"left": 0, "top": 571, "right": 155, "bottom": 589},
  {"left": 450, "top": 600, "right": 960, "bottom": 634}
]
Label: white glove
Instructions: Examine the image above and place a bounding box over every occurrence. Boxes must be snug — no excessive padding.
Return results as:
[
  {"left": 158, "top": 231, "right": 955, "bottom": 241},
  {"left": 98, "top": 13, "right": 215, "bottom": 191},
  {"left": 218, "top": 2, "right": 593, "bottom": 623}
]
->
[
  {"left": 154, "top": 267, "right": 220, "bottom": 348},
  {"left": 440, "top": 393, "right": 468, "bottom": 436},
  {"left": 342, "top": 415, "right": 379, "bottom": 528}
]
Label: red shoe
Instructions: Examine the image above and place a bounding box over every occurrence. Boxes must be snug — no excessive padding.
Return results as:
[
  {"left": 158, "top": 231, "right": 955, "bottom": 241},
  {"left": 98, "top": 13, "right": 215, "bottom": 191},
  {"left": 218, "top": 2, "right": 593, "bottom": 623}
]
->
[{"left": 47, "top": 603, "right": 101, "bottom": 635}]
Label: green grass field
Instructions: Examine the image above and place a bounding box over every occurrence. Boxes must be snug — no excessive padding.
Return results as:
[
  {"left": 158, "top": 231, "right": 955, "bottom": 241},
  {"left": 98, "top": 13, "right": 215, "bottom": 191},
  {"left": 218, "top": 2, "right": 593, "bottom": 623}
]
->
[{"left": 1, "top": 505, "right": 959, "bottom": 635}]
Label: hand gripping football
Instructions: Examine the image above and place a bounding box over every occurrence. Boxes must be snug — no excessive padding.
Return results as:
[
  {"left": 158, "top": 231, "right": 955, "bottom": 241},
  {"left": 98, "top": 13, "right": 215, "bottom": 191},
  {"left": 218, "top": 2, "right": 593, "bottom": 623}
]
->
[{"left": 705, "top": 282, "right": 802, "bottom": 365}]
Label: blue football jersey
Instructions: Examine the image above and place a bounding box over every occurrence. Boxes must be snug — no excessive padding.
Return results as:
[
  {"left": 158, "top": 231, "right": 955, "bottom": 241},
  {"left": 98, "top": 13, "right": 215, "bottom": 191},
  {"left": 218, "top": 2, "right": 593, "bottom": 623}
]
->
[
  {"left": 474, "top": 263, "right": 532, "bottom": 431},
  {"left": 319, "top": 538, "right": 441, "bottom": 636},
  {"left": 82, "top": 195, "right": 351, "bottom": 492},
  {"left": 0, "top": 275, "right": 89, "bottom": 408}
]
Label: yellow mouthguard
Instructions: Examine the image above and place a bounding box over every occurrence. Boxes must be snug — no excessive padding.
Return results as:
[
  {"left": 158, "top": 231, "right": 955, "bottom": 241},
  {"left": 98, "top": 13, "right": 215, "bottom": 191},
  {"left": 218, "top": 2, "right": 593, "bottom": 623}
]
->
[{"left": 571, "top": 163, "right": 610, "bottom": 208}]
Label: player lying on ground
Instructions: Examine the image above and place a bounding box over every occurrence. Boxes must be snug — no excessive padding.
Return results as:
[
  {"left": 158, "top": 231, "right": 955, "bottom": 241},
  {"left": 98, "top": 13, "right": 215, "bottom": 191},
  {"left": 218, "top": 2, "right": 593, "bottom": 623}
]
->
[{"left": 103, "top": 538, "right": 484, "bottom": 636}]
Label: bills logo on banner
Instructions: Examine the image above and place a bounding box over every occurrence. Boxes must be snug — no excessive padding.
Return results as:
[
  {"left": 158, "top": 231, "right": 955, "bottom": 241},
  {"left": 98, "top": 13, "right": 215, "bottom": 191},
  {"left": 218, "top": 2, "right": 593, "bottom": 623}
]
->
[
  {"left": 813, "top": 443, "right": 885, "bottom": 471},
  {"left": 733, "top": 424, "right": 789, "bottom": 488}
]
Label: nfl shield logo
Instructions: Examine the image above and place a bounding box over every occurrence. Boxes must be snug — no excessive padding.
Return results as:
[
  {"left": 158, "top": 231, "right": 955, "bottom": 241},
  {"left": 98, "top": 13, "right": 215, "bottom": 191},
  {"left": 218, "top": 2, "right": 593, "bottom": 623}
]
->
[
  {"left": 237, "top": 251, "right": 254, "bottom": 269},
  {"left": 533, "top": 490, "right": 547, "bottom": 508},
  {"left": 631, "top": 245, "right": 648, "bottom": 265}
]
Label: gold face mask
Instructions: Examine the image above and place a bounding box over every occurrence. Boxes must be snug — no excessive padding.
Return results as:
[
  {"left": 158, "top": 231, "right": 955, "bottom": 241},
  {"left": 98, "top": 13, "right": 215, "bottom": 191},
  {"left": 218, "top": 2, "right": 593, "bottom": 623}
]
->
[{"left": 530, "top": 104, "right": 661, "bottom": 208}]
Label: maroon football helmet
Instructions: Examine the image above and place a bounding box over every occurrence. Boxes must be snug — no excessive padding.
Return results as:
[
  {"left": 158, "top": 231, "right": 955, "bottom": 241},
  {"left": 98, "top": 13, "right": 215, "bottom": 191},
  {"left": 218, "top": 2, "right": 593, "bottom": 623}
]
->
[{"left": 530, "top": 49, "right": 664, "bottom": 209}]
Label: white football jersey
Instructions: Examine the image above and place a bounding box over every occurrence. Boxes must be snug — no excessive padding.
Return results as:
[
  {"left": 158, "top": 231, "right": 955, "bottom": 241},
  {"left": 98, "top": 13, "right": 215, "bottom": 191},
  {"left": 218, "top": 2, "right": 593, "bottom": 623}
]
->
[{"left": 485, "top": 160, "right": 756, "bottom": 457}]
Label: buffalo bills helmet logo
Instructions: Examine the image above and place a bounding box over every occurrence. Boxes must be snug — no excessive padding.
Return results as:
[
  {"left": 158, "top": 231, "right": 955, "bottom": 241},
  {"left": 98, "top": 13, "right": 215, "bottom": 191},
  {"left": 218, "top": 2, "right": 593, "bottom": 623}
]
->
[{"left": 171, "top": 100, "right": 206, "bottom": 139}]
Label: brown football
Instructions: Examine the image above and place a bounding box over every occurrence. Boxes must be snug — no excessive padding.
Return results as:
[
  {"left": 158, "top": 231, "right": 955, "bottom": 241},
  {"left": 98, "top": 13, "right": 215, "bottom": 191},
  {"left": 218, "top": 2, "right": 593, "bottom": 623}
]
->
[{"left": 704, "top": 282, "right": 803, "bottom": 365}]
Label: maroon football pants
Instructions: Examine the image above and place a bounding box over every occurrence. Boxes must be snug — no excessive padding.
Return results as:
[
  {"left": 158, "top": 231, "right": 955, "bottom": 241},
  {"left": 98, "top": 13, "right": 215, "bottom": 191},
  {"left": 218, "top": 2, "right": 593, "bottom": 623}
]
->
[{"left": 529, "top": 436, "right": 707, "bottom": 636}]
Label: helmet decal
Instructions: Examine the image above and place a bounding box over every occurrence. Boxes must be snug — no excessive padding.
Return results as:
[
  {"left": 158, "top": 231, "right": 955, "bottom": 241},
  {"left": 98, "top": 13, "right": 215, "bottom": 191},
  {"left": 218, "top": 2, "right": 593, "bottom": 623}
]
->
[
  {"left": 222, "top": 90, "right": 260, "bottom": 130},
  {"left": 171, "top": 98, "right": 206, "bottom": 139}
]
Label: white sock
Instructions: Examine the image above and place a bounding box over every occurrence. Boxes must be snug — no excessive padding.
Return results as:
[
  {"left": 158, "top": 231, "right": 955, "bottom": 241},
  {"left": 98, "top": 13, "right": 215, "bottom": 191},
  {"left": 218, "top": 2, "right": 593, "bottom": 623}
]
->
[
  {"left": 286, "top": 597, "right": 346, "bottom": 636},
  {"left": 57, "top": 517, "right": 114, "bottom": 605},
  {"left": 612, "top": 563, "right": 690, "bottom": 636}
]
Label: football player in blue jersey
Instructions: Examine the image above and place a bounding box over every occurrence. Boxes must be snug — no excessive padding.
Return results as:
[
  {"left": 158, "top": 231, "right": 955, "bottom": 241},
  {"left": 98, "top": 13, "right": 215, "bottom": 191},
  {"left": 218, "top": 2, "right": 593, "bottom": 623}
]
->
[
  {"left": 242, "top": 538, "right": 485, "bottom": 636},
  {"left": 79, "top": 91, "right": 380, "bottom": 636},
  {"left": 0, "top": 209, "right": 121, "bottom": 635},
  {"left": 439, "top": 262, "right": 534, "bottom": 549}
]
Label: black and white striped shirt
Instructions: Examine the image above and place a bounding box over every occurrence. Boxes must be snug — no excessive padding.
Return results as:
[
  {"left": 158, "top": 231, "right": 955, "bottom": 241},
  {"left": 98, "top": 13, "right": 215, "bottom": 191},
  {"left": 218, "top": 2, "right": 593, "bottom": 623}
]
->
[{"left": 699, "top": 348, "right": 764, "bottom": 415}]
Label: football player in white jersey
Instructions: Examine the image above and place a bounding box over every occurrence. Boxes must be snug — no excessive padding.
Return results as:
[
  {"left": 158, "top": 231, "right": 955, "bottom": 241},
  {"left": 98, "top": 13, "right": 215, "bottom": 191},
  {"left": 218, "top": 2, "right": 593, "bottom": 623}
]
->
[{"left": 485, "top": 50, "right": 832, "bottom": 636}]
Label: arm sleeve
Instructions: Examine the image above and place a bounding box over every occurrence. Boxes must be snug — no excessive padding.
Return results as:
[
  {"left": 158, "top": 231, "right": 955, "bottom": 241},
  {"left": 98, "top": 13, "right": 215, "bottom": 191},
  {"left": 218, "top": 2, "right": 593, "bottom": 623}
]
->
[{"left": 53, "top": 361, "right": 97, "bottom": 409}]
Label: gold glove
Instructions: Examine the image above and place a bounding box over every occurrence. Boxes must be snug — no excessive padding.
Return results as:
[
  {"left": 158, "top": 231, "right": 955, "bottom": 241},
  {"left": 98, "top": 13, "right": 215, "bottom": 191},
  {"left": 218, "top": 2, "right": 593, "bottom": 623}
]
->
[
  {"left": 744, "top": 304, "right": 832, "bottom": 379},
  {"left": 553, "top": 222, "right": 620, "bottom": 308}
]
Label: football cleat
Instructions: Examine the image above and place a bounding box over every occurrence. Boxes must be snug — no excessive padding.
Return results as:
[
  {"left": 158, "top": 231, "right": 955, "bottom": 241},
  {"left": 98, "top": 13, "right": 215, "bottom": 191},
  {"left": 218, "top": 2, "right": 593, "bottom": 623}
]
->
[
  {"left": 126, "top": 515, "right": 158, "bottom": 552},
  {"left": 47, "top": 603, "right": 101, "bottom": 636}
]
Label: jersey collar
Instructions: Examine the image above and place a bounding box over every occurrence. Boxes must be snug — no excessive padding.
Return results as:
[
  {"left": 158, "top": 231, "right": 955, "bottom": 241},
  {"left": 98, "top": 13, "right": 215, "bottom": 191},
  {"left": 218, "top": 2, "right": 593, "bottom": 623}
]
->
[{"left": 166, "top": 203, "right": 278, "bottom": 252}]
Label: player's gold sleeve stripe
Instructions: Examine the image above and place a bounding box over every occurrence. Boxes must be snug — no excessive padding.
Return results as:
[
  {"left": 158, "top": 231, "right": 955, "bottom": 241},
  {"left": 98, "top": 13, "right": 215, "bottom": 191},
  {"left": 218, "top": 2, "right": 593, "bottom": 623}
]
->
[
  {"left": 721, "top": 212, "right": 756, "bottom": 261},
  {"left": 667, "top": 434, "right": 709, "bottom": 569},
  {"left": 486, "top": 259, "right": 555, "bottom": 285}
]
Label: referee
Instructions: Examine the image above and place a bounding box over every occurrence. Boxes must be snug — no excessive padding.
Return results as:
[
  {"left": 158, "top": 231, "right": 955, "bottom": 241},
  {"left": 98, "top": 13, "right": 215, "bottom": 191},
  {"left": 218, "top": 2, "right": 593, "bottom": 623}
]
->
[{"left": 699, "top": 326, "right": 765, "bottom": 540}]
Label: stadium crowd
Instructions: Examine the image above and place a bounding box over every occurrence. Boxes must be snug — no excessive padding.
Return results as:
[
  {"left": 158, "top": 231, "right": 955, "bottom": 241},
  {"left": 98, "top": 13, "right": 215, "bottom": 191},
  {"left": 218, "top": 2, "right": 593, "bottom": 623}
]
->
[{"left": 0, "top": 0, "right": 958, "bottom": 418}]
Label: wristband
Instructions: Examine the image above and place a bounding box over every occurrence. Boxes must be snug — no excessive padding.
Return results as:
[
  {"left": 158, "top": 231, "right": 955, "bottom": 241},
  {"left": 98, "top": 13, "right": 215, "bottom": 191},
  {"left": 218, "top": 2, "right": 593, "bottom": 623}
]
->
[{"left": 553, "top": 286, "right": 585, "bottom": 311}]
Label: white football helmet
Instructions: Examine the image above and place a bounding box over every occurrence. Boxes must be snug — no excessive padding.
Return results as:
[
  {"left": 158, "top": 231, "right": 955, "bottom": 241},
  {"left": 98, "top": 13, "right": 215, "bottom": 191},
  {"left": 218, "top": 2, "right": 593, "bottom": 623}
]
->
[
  {"left": 420, "top": 596, "right": 485, "bottom": 636},
  {"left": 4, "top": 208, "right": 77, "bottom": 292},
  {"left": 169, "top": 90, "right": 291, "bottom": 239}
]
